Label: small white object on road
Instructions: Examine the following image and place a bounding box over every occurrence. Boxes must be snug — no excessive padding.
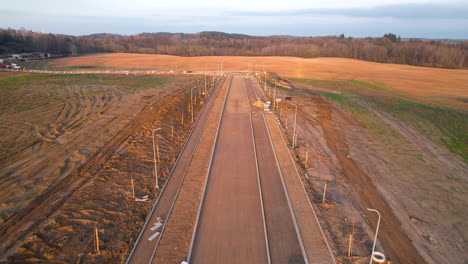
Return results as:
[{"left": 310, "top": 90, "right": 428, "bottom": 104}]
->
[
  {"left": 148, "top": 231, "right": 160, "bottom": 241},
  {"left": 151, "top": 222, "right": 163, "bottom": 231}
]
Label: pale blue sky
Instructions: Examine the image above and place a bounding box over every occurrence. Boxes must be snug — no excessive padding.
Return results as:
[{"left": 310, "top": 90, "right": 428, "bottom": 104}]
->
[{"left": 1, "top": 0, "right": 467, "bottom": 38}]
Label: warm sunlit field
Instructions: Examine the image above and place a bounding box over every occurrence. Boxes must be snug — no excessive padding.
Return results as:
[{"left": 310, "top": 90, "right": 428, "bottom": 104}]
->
[
  {"left": 2, "top": 54, "right": 466, "bottom": 263},
  {"left": 51, "top": 53, "right": 468, "bottom": 108}
]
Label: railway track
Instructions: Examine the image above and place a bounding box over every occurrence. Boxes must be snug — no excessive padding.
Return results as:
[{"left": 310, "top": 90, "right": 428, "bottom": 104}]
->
[
  {"left": 251, "top": 77, "right": 336, "bottom": 263},
  {"left": 187, "top": 76, "right": 270, "bottom": 263},
  {"left": 185, "top": 76, "right": 235, "bottom": 262},
  {"left": 245, "top": 77, "right": 309, "bottom": 263},
  {"left": 244, "top": 80, "right": 272, "bottom": 264},
  {"left": 127, "top": 76, "right": 232, "bottom": 263},
  {"left": 186, "top": 76, "right": 272, "bottom": 263},
  {"left": 130, "top": 75, "right": 335, "bottom": 263}
]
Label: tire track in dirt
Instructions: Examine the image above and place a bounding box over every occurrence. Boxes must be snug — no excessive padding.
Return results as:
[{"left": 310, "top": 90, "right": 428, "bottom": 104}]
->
[
  {"left": 5, "top": 77, "right": 214, "bottom": 263},
  {"left": 0, "top": 85, "right": 125, "bottom": 214},
  {"left": 0, "top": 80, "right": 203, "bottom": 258}
]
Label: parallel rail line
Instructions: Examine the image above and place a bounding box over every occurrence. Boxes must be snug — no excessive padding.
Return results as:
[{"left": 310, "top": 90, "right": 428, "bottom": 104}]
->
[
  {"left": 250, "top": 77, "right": 336, "bottom": 264},
  {"left": 186, "top": 76, "right": 233, "bottom": 263},
  {"left": 245, "top": 77, "right": 308, "bottom": 263},
  {"left": 245, "top": 79, "right": 272, "bottom": 264},
  {"left": 126, "top": 76, "right": 230, "bottom": 263}
]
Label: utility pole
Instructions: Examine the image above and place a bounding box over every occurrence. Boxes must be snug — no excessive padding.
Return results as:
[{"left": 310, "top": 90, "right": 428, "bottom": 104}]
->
[
  {"left": 152, "top": 128, "right": 161, "bottom": 189},
  {"left": 190, "top": 87, "right": 196, "bottom": 122},
  {"left": 171, "top": 125, "right": 174, "bottom": 140},
  {"left": 322, "top": 184, "right": 327, "bottom": 203},
  {"left": 292, "top": 103, "right": 298, "bottom": 149},
  {"left": 204, "top": 64, "right": 207, "bottom": 98},
  {"left": 181, "top": 111, "right": 184, "bottom": 126},
  {"left": 95, "top": 227, "right": 100, "bottom": 254},
  {"left": 273, "top": 82, "right": 277, "bottom": 110},
  {"left": 348, "top": 221, "right": 355, "bottom": 257}
]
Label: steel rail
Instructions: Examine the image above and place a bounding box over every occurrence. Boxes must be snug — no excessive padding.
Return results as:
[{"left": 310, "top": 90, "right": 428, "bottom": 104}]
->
[
  {"left": 126, "top": 75, "right": 227, "bottom": 264},
  {"left": 185, "top": 76, "right": 233, "bottom": 263},
  {"left": 245, "top": 78, "right": 272, "bottom": 264}
]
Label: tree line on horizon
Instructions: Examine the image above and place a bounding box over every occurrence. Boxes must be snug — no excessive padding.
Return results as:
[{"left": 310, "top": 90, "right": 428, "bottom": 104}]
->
[{"left": 1, "top": 28, "right": 467, "bottom": 69}]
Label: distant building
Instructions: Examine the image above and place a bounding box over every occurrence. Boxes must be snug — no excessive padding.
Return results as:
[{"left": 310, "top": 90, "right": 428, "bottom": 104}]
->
[{"left": 10, "top": 52, "right": 51, "bottom": 61}]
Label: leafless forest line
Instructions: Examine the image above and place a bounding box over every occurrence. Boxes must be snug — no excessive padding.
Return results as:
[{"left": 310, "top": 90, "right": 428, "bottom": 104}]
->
[{"left": 1, "top": 29, "right": 467, "bottom": 68}]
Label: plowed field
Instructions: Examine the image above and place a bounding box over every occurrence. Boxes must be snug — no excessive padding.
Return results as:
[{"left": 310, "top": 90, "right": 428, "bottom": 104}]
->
[{"left": 51, "top": 53, "right": 468, "bottom": 108}]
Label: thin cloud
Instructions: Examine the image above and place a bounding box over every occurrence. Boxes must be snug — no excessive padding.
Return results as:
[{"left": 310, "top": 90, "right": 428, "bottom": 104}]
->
[
  {"left": 1, "top": 3, "right": 467, "bottom": 38},
  {"left": 229, "top": 4, "right": 468, "bottom": 19}
]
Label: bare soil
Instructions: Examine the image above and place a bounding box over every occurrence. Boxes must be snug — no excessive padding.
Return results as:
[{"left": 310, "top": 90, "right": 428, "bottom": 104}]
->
[
  {"left": 0, "top": 72, "right": 211, "bottom": 263},
  {"left": 50, "top": 53, "right": 468, "bottom": 108},
  {"left": 260, "top": 73, "right": 467, "bottom": 263},
  {"left": 2, "top": 55, "right": 466, "bottom": 264}
]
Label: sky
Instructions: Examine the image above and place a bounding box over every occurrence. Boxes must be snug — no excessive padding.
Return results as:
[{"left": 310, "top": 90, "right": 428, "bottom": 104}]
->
[{"left": 1, "top": 0, "right": 468, "bottom": 39}]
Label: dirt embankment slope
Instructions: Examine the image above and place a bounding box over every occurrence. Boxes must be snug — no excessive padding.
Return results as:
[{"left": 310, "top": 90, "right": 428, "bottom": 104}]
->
[{"left": 265, "top": 77, "right": 467, "bottom": 263}]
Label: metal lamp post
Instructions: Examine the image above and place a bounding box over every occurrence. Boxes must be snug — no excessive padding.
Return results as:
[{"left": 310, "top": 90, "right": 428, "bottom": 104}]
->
[
  {"left": 190, "top": 86, "right": 197, "bottom": 122},
  {"left": 367, "top": 208, "right": 381, "bottom": 264},
  {"left": 204, "top": 64, "right": 207, "bottom": 98},
  {"left": 292, "top": 103, "right": 298, "bottom": 149},
  {"left": 152, "top": 128, "right": 161, "bottom": 189}
]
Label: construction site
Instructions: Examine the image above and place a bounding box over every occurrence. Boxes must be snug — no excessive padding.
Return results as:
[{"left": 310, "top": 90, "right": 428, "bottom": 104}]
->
[{"left": 0, "top": 55, "right": 466, "bottom": 264}]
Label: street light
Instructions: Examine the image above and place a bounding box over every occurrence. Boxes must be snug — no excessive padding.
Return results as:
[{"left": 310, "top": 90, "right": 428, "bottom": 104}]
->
[
  {"left": 367, "top": 208, "right": 381, "bottom": 264},
  {"left": 273, "top": 81, "right": 277, "bottom": 110},
  {"left": 292, "top": 102, "right": 298, "bottom": 149},
  {"left": 152, "top": 128, "right": 161, "bottom": 189},
  {"left": 190, "top": 86, "right": 197, "bottom": 122},
  {"left": 204, "top": 64, "right": 207, "bottom": 98}
]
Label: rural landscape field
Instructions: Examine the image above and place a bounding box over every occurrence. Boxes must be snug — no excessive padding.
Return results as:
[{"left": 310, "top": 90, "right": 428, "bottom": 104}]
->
[
  {"left": 1, "top": 0, "right": 467, "bottom": 263},
  {"left": 0, "top": 53, "right": 466, "bottom": 263}
]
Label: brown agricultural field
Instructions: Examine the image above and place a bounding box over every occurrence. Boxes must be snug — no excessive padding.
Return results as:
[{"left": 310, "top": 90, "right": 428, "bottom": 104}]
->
[
  {"left": 0, "top": 71, "right": 216, "bottom": 262},
  {"left": 1, "top": 53, "right": 466, "bottom": 263},
  {"left": 51, "top": 53, "right": 468, "bottom": 108}
]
